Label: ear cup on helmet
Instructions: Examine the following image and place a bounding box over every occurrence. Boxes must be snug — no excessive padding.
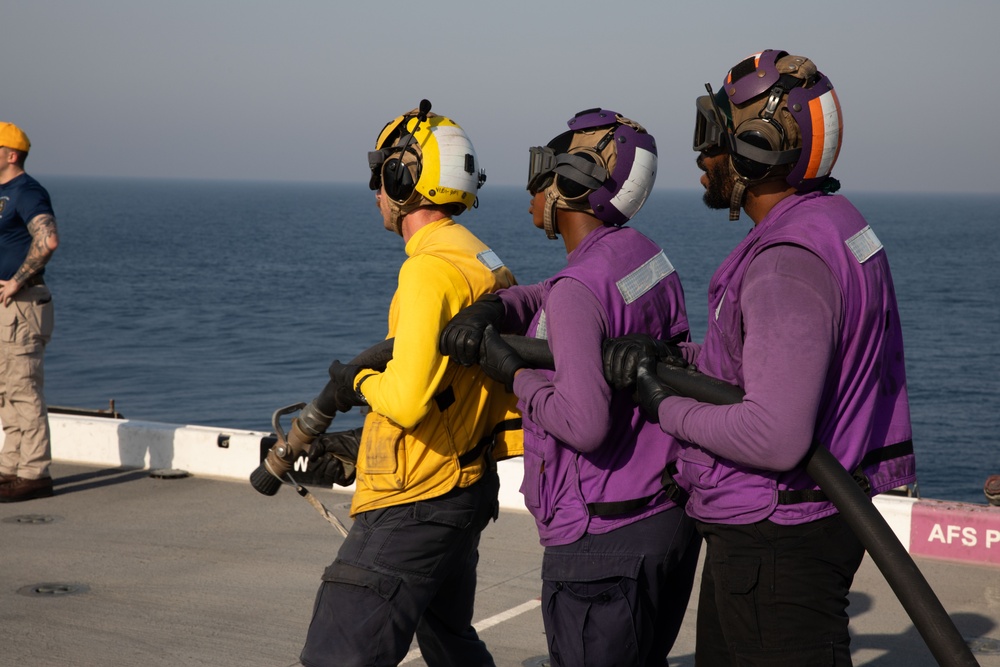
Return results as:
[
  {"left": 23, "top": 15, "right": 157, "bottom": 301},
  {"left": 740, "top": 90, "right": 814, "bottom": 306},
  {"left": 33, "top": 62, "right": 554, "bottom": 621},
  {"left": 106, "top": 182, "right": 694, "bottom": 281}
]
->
[
  {"left": 382, "top": 153, "right": 419, "bottom": 203},
  {"left": 731, "top": 118, "right": 786, "bottom": 180},
  {"left": 553, "top": 150, "right": 605, "bottom": 201},
  {"left": 555, "top": 153, "right": 596, "bottom": 200},
  {"left": 555, "top": 174, "right": 591, "bottom": 200}
]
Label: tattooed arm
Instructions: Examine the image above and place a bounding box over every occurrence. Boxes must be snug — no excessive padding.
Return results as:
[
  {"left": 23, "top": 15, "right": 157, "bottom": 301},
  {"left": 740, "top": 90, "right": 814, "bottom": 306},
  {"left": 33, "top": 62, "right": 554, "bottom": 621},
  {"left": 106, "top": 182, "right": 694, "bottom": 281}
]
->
[{"left": 0, "top": 213, "right": 59, "bottom": 306}]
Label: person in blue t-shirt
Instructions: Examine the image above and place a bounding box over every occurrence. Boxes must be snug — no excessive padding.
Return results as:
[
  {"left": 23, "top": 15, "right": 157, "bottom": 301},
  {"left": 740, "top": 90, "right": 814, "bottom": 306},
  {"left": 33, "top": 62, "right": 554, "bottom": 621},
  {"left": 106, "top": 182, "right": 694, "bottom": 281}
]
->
[{"left": 0, "top": 121, "right": 60, "bottom": 503}]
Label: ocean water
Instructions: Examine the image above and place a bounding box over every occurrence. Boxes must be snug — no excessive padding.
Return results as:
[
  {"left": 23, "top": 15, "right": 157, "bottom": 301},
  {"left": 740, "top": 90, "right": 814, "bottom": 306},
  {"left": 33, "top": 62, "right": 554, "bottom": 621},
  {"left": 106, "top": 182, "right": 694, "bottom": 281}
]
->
[{"left": 37, "top": 177, "right": 999, "bottom": 504}]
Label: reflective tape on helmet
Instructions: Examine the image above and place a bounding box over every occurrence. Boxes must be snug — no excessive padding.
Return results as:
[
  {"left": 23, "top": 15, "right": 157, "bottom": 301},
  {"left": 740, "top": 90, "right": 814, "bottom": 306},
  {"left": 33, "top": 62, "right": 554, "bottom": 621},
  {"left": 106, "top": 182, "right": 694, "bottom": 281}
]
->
[
  {"left": 608, "top": 146, "right": 657, "bottom": 221},
  {"left": 804, "top": 88, "right": 843, "bottom": 181},
  {"left": 427, "top": 125, "right": 479, "bottom": 193}
]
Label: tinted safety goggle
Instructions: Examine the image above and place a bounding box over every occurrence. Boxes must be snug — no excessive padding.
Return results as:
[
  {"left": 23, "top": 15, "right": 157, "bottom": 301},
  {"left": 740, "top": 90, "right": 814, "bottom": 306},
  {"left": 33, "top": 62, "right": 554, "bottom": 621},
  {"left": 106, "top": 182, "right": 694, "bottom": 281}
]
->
[
  {"left": 694, "top": 85, "right": 735, "bottom": 154},
  {"left": 527, "top": 126, "right": 615, "bottom": 197},
  {"left": 368, "top": 148, "right": 391, "bottom": 190},
  {"left": 526, "top": 146, "right": 558, "bottom": 194},
  {"left": 694, "top": 96, "right": 724, "bottom": 152},
  {"left": 526, "top": 146, "right": 609, "bottom": 202}
]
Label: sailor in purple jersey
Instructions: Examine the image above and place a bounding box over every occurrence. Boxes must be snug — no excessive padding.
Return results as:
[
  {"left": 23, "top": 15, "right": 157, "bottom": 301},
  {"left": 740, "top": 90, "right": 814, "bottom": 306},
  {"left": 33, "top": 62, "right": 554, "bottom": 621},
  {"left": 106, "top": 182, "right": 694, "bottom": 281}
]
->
[
  {"left": 605, "top": 51, "right": 916, "bottom": 665},
  {"left": 441, "top": 109, "right": 700, "bottom": 667}
]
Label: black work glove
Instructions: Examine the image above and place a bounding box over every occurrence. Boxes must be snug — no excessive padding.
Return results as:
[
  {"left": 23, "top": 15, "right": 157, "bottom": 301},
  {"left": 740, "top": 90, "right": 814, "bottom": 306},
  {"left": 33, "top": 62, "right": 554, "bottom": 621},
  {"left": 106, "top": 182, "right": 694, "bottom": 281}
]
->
[
  {"left": 439, "top": 293, "right": 506, "bottom": 366},
  {"left": 603, "top": 334, "right": 660, "bottom": 390},
  {"left": 480, "top": 325, "right": 526, "bottom": 391},
  {"left": 328, "top": 360, "right": 368, "bottom": 413},
  {"left": 297, "top": 427, "right": 362, "bottom": 487},
  {"left": 635, "top": 356, "right": 677, "bottom": 420},
  {"left": 603, "top": 333, "right": 688, "bottom": 391}
]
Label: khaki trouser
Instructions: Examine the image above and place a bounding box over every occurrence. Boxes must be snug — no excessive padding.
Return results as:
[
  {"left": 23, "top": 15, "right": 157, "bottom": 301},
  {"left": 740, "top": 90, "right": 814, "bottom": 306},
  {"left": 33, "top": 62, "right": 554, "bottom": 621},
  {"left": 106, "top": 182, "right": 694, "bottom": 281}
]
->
[{"left": 0, "top": 285, "right": 54, "bottom": 480}]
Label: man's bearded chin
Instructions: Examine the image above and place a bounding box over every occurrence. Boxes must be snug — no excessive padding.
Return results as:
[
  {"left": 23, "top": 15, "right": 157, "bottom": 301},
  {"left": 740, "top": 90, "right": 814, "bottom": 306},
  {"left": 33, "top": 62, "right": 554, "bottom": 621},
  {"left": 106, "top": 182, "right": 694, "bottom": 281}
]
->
[{"left": 702, "top": 157, "right": 734, "bottom": 210}]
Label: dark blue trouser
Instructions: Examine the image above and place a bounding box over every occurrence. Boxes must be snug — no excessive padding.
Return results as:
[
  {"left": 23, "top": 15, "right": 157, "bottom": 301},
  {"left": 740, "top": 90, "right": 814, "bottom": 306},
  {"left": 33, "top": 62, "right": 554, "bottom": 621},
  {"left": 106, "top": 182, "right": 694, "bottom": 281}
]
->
[
  {"left": 694, "top": 514, "right": 865, "bottom": 666},
  {"left": 540, "top": 506, "right": 701, "bottom": 667},
  {"left": 300, "top": 469, "right": 500, "bottom": 667}
]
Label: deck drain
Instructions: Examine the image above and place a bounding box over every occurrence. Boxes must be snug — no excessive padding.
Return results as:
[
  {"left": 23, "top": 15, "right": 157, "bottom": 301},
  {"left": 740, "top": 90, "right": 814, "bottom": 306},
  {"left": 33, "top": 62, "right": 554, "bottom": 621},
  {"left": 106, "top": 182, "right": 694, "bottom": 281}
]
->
[
  {"left": 149, "top": 468, "right": 190, "bottom": 479},
  {"left": 18, "top": 583, "right": 89, "bottom": 597},
  {"left": 968, "top": 636, "right": 1000, "bottom": 654},
  {"left": 2, "top": 514, "right": 60, "bottom": 525}
]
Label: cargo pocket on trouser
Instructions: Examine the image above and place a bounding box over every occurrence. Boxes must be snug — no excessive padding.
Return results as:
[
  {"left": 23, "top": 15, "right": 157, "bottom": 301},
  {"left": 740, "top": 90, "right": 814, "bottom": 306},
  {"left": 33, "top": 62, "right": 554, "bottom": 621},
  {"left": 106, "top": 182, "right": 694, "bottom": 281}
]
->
[
  {"left": 1, "top": 288, "right": 53, "bottom": 350},
  {"left": 717, "top": 555, "right": 762, "bottom": 644},
  {"left": 715, "top": 555, "right": 838, "bottom": 667},
  {"left": 0, "top": 304, "right": 16, "bottom": 411},
  {"left": 300, "top": 561, "right": 404, "bottom": 667},
  {"left": 0, "top": 302, "right": 18, "bottom": 346},
  {"left": 541, "top": 552, "right": 643, "bottom": 667},
  {"left": 0, "top": 297, "right": 49, "bottom": 430},
  {"left": 376, "top": 488, "right": 482, "bottom": 577},
  {"left": 22, "top": 289, "right": 54, "bottom": 348}
]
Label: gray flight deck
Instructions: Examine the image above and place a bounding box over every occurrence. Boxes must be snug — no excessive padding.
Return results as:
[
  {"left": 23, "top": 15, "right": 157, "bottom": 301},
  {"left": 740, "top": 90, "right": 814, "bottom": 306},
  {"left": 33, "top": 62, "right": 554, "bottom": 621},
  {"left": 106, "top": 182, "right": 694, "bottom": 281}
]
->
[{"left": 2, "top": 462, "right": 999, "bottom": 666}]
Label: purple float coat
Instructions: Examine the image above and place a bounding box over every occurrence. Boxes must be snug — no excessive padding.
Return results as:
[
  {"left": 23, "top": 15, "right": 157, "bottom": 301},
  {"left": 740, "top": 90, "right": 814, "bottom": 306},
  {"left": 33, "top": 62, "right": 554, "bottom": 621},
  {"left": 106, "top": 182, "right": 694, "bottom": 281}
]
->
[
  {"left": 660, "top": 191, "right": 915, "bottom": 525},
  {"left": 501, "top": 225, "right": 690, "bottom": 546}
]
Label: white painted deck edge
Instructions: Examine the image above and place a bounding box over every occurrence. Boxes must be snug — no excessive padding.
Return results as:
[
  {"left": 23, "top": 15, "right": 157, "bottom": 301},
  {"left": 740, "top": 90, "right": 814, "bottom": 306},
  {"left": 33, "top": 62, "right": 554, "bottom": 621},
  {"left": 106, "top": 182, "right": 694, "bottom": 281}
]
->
[{"left": 48, "top": 414, "right": 998, "bottom": 568}]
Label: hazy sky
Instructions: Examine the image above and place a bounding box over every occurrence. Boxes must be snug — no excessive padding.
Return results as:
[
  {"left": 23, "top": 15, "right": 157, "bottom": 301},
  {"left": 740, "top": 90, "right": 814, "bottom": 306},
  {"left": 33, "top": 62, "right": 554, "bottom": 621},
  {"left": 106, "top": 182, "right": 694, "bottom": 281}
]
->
[{"left": 5, "top": 1, "right": 998, "bottom": 194}]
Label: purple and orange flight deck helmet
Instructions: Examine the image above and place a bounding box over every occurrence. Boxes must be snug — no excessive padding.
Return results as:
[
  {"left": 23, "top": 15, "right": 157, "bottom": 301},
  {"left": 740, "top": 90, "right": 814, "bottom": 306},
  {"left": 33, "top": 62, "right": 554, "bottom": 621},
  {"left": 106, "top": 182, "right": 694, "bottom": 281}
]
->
[
  {"left": 695, "top": 49, "right": 843, "bottom": 215},
  {"left": 528, "top": 108, "right": 657, "bottom": 239}
]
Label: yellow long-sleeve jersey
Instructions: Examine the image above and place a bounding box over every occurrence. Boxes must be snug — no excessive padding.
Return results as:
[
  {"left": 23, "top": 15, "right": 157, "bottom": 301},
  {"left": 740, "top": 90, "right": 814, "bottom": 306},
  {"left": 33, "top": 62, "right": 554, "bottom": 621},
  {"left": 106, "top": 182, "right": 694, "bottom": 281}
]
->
[{"left": 350, "top": 218, "right": 522, "bottom": 515}]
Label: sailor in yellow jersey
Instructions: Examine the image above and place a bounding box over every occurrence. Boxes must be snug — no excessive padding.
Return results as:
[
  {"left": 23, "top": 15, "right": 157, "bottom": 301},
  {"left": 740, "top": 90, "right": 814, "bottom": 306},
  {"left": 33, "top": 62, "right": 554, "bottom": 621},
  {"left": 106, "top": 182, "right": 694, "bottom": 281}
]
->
[{"left": 300, "top": 104, "right": 521, "bottom": 667}]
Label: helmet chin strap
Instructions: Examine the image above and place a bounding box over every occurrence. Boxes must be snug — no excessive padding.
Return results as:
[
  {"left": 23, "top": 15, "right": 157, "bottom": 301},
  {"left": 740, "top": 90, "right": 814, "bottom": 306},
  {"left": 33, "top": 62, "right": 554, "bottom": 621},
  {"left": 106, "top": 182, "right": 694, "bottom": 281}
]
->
[
  {"left": 386, "top": 190, "right": 428, "bottom": 237},
  {"left": 387, "top": 205, "right": 405, "bottom": 236},
  {"left": 543, "top": 190, "right": 561, "bottom": 240},
  {"left": 728, "top": 168, "right": 791, "bottom": 222},
  {"left": 729, "top": 176, "right": 748, "bottom": 221}
]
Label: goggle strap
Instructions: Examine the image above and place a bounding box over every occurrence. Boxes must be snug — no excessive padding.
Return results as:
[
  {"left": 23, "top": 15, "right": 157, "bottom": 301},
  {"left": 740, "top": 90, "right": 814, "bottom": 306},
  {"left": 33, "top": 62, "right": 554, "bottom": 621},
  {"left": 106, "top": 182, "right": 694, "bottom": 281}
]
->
[
  {"left": 554, "top": 152, "right": 608, "bottom": 191},
  {"left": 731, "top": 136, "right": 800, "bottom": 167}
]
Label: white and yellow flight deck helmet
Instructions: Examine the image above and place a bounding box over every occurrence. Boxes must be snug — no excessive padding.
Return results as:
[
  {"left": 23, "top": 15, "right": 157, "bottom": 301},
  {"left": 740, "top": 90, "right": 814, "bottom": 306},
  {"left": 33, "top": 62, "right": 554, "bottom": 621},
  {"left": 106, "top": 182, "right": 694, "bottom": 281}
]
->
[{"left": 368, "top": 100, "right": 486, "bottom": 234}]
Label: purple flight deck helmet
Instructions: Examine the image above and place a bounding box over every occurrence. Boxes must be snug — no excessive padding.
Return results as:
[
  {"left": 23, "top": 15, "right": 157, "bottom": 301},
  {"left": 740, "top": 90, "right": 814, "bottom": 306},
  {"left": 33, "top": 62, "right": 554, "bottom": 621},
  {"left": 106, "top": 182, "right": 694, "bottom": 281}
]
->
[
  {"left": 528, "top": 108, "right": 657, "bottom": 239},
  {"left": 695, "top": 50, "right": 843, "bottom": 219}
]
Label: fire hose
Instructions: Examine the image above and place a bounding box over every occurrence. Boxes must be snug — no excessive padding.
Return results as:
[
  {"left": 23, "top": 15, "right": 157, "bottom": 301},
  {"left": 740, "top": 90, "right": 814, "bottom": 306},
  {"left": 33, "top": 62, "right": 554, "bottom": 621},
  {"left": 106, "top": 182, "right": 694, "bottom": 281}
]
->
[{"left": 250, "top": 335, "right": 978, "bottom": 666}]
